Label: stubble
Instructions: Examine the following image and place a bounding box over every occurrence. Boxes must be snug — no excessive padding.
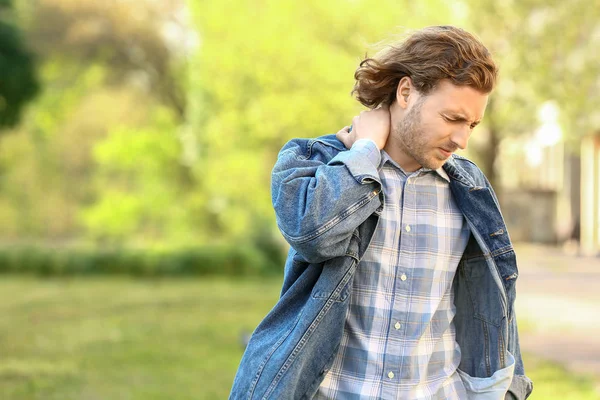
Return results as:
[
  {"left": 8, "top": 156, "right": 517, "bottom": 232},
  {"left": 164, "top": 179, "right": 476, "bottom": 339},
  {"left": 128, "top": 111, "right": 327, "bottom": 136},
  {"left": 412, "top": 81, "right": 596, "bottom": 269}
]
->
[{"left": 391, "top": 99, "right": 447, "bottom": 171}]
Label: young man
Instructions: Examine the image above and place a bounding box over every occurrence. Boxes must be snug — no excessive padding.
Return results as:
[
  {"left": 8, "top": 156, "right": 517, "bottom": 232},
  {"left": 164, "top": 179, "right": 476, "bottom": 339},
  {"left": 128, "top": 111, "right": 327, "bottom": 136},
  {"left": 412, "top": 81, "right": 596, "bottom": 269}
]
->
[{"left": 230, "top": 26, "right": 533, "bottom": 400}]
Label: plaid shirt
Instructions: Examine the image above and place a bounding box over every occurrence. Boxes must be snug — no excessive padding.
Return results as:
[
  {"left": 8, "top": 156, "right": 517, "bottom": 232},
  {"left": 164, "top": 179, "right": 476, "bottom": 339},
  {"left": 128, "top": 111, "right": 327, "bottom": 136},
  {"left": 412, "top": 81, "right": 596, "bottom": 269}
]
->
[{"left": 315, "top": 141, "right": 471, "bottom": 399}]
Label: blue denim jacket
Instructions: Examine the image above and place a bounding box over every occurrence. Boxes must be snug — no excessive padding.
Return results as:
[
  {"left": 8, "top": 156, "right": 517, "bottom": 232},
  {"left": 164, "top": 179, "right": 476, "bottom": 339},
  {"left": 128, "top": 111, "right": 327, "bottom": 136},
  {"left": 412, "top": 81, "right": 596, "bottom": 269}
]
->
[{"left": 230, "top": 134, "right": 533, "bottom": 400}]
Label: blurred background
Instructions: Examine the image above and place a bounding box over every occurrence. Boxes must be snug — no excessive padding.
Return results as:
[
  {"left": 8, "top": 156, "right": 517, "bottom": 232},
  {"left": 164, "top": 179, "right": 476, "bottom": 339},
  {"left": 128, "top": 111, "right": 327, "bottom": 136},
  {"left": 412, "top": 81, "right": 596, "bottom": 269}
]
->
[{"left": 1, "top": 0, "right": 599, "bottom": 399}]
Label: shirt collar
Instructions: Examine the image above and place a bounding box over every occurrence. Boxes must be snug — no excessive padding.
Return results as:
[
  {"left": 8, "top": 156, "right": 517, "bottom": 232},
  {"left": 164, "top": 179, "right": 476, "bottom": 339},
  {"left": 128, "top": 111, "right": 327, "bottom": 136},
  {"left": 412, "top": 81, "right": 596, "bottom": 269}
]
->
[{"left": 380, "top": 150, "right": 451, "bottom": 183}]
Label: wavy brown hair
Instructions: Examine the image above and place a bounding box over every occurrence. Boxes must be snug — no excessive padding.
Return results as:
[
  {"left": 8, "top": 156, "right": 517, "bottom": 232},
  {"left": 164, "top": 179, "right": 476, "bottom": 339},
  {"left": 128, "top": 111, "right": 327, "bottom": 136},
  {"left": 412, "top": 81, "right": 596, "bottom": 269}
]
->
[{"left": 352, "top": 26, "right": 498, "bottom": 109}]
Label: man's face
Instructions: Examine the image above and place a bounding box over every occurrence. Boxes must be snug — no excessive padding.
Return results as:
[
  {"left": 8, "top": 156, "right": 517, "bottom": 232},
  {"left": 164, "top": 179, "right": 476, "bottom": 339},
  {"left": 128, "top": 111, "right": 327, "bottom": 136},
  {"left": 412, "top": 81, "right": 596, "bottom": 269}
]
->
[{"left": 389, "top": 80, "right": 489, "bottom": 171}]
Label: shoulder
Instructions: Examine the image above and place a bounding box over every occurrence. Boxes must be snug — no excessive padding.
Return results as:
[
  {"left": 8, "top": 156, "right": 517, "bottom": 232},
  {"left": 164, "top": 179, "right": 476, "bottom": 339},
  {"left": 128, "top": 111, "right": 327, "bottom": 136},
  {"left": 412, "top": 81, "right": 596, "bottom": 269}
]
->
[
  {"left": 443, "top": 153, "right": 489, "bottom": 188},
  {"left": 278, "top": 133, "right": 347, "bottom": 162},
  {"left": 450, "top": 154, "right": 484, "bottom": 174}
]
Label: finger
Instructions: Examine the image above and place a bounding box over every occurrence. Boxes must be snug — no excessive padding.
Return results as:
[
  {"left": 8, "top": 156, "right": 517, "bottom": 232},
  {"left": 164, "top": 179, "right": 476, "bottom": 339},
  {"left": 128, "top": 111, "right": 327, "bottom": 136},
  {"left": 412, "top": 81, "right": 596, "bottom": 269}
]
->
[
  {"left": 336, "top": 128, "right": 352, "bottom": 149},
  {"left": 336, "top": 126, "right": 350, "bottom": 135},
  {"left": 336, "top": 128, "right": 348, "bottom": 140}
]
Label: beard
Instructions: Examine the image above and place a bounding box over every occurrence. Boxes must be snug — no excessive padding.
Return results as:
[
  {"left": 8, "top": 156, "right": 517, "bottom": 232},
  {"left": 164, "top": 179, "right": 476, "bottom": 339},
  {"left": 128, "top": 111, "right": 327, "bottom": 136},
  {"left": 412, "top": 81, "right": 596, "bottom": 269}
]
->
[{"left": 392, "top": 100, "right": 454, "bottom": 170}]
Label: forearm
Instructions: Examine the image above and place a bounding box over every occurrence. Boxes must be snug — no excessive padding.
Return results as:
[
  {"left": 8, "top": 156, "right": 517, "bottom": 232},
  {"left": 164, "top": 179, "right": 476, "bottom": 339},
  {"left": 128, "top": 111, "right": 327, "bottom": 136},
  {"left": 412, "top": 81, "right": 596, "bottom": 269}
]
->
[{"left": 272, "top": 138, "right": 382, "bottom": 263}]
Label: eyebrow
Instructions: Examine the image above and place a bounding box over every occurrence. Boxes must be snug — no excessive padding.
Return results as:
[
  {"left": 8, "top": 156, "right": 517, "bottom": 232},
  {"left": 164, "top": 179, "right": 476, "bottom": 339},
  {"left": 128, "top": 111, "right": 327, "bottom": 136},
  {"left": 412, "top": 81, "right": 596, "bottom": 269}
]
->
[{"left": 442, "top": 111, "right": 482, "bottom": 126}]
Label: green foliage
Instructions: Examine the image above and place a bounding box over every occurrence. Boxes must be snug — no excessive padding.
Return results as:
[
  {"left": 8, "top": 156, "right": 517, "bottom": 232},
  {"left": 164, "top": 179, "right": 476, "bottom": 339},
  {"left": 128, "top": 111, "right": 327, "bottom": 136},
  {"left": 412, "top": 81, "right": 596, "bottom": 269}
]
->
[
  {"left": 0, "top": 14, "right": 39, "bottom": 129},
  {"left": 0, "top": 245, "right": 284, "bottom": 276},
  {"left": 188, "top": 0, "right": 459, "bottom": 242},
  {"left": 1, "top": 0, "right": 200, "bottom": 246},
  {"left": 0, "top": 63, "right": 150, "bottom": 238},
  {"left": 1, "top": 0, "right": 599, "bottom": 256},
  {"left": 80, "top": 108, "right": 188, "bottom": 245},
  {"left": 22, "top": 0, "right": 191, "bottom": 119},
  {"left": 462, "top": 0, "right": 600, "bottom": 142}
]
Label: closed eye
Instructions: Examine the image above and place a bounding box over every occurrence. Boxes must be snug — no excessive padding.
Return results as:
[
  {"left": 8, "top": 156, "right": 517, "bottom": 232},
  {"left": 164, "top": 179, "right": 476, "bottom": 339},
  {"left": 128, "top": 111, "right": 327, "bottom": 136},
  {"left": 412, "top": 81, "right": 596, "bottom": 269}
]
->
[{"left": 443, "top": 115, "right": 480, "bottom": 130}]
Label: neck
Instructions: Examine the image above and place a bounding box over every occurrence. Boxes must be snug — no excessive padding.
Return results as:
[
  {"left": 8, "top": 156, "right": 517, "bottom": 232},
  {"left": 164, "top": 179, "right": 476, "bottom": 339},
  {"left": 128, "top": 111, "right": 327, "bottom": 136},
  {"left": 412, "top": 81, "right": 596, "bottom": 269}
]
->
[{"left": 383, "top": 133, "right": 422, "bottom": 172}]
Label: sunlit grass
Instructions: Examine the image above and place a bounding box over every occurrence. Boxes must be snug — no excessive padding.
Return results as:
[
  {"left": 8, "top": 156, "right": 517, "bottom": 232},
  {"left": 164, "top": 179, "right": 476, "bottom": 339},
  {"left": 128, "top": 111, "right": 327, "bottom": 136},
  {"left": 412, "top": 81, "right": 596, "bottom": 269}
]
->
[
  {"left": 0, "top": 277, "right": 597, "bottom": 399},
  {"left": 0, "top": 277, "right": 281, "bottom": 400},
  {"left": 523, "top": 354, "right": 600, "bottom": 400}
]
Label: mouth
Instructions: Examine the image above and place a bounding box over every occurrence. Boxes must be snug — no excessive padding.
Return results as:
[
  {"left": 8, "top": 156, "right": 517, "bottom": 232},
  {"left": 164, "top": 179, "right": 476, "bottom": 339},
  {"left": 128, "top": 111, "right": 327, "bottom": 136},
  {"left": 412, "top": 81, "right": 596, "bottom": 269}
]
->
[{"left": 438, "top": 148, "right": 454, "bottom": 158}]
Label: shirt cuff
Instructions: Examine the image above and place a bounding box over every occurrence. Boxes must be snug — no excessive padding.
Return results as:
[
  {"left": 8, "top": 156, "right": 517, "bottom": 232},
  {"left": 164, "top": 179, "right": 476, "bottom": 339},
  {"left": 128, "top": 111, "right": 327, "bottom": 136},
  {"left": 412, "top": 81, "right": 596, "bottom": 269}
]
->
[
  {"left": 351, "top": 139, "right": 382, "bottom": 167},
  {"left": 329, "top": 139, "right": 382, "bottom": 184}
]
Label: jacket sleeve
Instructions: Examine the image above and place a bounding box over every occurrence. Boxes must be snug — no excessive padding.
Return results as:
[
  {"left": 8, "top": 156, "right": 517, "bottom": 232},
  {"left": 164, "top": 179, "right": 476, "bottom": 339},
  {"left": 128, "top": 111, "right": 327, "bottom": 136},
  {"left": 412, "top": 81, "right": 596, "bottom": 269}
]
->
[
  {"left": 505, "top": 312, "right": 534, "bottom": 399},
  {"left": 271, "top": 138, "right": 383, "bottom": 264},
  {"left": 480, "top": 172, "right": 533, "bottom": 399}
]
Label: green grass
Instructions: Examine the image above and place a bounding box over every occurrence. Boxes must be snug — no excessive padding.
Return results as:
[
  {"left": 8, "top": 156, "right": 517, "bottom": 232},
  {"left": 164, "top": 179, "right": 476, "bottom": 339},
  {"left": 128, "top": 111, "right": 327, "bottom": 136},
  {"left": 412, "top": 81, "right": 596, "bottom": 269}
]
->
[
  {"left": 0, "top": 277, "right": 281, "bottom": 400},
  {"left": 0, "top": 277, "right": 598, "bottom": 399},
  {"left": 523, "top": 354, "right": 600, "bottom": 400}
]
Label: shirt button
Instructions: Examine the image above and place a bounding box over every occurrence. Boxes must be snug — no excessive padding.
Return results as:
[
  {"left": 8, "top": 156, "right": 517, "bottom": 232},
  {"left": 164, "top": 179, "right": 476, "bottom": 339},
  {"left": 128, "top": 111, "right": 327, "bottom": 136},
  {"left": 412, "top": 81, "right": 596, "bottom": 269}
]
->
[
  {"left": 388, "top": 371, "right": 395, "bottom": 379},
  {"left": 394, "top": 322, "right": 401, "bottom": 330},
  {"left": 405, "top": 225, "right": 411, "bottom": 232},
  {"left": 400, "top": 274, "right": 407, "bottom": 281}
]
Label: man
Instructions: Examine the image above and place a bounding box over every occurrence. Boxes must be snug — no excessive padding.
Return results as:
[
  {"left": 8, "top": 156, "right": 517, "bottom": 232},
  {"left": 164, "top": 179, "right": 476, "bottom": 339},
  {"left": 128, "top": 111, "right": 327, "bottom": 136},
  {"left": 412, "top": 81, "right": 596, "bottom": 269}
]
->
[{"left": 230, "top": 26, "right": 533, "bottom": 400}]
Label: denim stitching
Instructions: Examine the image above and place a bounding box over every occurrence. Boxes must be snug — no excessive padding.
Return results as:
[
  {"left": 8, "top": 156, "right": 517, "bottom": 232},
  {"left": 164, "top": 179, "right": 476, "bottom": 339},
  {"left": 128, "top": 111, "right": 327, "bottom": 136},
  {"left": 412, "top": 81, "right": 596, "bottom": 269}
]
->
[
  {"left": 247, "top": 310, "right": 305, "bottom": 400},
  {"left": 499, "top": 327, "right": 506, "bottom": 368},
  {"left": 262, "top": 260, "right": 357, "bottom": 399},
  {"left": 482, "top": 320, "right": 492, "bottom": 377},
  {"left": 280, "top": 190, "right": 379, "bottom": 244},
  {"left": 461, "top": 244, "right": 514, "bottom": 261}
]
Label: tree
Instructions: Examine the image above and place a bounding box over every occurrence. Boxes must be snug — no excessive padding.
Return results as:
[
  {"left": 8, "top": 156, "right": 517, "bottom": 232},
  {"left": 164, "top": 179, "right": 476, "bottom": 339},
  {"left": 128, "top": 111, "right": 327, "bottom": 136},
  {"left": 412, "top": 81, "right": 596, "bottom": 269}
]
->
[
  {"left": 0, "top": 0, "right": 39, "bottom": 130},
  {"left": 462, "top": 0, "right": 600, "bottom": 187},
  {"left": 188, "top": 0, "right": 461, "bottom": 243},
  {"left": 0, "top": 0, "right": 196, "bottom": 242},
  {"left": 80, "top": 108, "right": 195, "bottom": 247},
  {"left": 21, "top": 0, "right": 194, "bottom": 120}
]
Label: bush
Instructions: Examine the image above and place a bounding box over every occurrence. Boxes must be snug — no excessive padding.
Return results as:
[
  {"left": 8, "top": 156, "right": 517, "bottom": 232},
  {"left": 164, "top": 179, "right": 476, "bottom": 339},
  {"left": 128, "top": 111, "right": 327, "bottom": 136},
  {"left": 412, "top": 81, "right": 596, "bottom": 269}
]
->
[{"left": 0, "top": 244, "right": 286, "bottom": 277}]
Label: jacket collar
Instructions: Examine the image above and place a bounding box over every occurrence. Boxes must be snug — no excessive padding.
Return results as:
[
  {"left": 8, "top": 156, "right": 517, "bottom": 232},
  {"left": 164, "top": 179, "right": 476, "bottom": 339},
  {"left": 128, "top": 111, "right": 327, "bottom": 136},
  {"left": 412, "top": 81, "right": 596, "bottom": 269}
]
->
[{"left": 442, "top": 155, "right": 479, "bottom": 188}]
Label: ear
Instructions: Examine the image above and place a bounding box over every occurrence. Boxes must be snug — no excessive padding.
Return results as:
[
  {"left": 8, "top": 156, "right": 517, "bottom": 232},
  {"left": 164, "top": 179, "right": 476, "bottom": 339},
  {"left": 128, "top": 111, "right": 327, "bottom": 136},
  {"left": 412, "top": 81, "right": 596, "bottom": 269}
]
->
[{"left": 395, "top": 76, "right": 413, "bottom": 109}]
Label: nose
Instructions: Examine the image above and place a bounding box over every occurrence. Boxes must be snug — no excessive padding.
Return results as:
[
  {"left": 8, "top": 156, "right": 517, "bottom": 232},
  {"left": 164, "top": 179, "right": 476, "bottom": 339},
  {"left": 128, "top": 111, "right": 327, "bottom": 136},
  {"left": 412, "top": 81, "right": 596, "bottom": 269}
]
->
[{"left": 450, "top": 127, "right": 470, "bottom": 150}]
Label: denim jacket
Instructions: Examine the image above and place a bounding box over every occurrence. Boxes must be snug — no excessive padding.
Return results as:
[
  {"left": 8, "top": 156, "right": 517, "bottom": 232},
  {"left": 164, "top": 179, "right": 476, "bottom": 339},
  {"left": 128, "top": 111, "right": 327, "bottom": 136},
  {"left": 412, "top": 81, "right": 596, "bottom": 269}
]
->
[{"left": 230, "top": 134, "right": 533, "bottom": 400}]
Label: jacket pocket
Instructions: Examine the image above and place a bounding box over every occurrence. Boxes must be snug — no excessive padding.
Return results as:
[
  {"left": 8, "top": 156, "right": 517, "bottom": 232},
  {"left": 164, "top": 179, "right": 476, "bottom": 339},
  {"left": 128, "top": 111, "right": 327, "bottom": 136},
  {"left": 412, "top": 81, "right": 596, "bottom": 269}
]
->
[{"left": 460, "top": 255, "right": 505, "bottom": 326}]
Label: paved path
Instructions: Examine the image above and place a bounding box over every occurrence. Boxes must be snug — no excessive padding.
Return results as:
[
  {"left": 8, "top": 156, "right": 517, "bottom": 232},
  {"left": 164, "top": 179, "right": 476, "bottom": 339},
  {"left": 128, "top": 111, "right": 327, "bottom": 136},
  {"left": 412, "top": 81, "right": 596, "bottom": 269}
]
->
[{"left": 513, "top": 243, "right": 600, "bottom": 381}]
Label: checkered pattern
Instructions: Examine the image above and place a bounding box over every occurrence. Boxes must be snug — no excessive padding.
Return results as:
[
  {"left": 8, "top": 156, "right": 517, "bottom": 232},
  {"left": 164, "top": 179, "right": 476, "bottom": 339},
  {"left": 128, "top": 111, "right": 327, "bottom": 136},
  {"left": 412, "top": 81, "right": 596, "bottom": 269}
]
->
[{"left": 315, "top": 149, "right": 471, "bottom": 399}]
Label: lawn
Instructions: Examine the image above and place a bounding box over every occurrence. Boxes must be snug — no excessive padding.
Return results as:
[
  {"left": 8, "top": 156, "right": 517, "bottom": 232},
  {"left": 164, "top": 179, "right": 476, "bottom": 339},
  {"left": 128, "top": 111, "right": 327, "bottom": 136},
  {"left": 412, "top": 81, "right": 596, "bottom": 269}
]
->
[{"left": 0, "top": 277, "right": 598, "bottom": 399}]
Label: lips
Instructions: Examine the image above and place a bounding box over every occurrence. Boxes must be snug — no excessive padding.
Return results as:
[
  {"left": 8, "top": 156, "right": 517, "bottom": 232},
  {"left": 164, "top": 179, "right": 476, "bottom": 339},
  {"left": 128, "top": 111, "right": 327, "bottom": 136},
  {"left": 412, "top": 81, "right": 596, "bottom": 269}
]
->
[{"left": 439, "top": 148, "right": 453, "bottom": 158}]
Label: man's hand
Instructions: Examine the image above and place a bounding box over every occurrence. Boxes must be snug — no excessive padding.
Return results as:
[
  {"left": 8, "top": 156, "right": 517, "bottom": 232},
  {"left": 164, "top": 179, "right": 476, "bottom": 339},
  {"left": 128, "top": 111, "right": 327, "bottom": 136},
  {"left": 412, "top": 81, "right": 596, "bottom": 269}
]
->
[{"left": 336, "top": 105, "right": 391, "bottom": 150}]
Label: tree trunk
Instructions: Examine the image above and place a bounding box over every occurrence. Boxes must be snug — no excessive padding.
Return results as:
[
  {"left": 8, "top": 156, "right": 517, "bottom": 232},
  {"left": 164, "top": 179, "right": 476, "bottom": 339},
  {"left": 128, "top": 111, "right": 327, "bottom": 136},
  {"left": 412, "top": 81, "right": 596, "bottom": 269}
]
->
[{"left": 482, "top": 97, "right": 500, "bottom": 197}]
